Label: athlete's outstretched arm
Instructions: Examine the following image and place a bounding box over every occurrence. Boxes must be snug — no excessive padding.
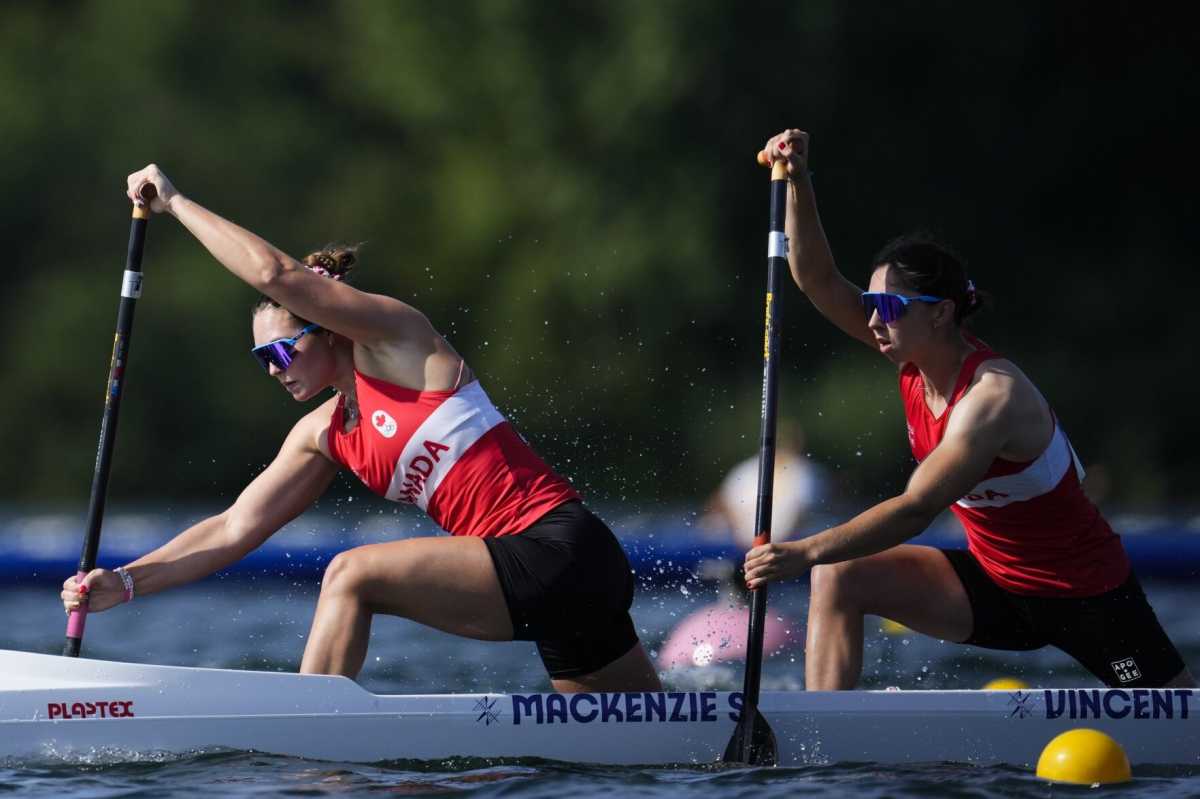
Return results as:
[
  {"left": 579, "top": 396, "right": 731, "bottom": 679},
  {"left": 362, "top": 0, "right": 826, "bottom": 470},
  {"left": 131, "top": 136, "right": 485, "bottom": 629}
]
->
[
  {"left": 62, "top": 406, "right": 338, "bottom": 613},
  {"left": 761, "top": 130, "right": 876, "bottom": 350},
  {"left": 123, "top": 165, "right": 439, "bottom": 346},
  {"left": 744, "top": 382, "right": 1011, "bottom": 587}
]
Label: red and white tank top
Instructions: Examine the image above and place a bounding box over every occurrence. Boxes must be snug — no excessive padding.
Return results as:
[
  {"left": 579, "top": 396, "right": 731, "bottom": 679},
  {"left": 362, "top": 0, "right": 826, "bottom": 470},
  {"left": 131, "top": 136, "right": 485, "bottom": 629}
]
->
[
  {"left": 327, "top": 370, "right": 578, "bottom": 538},
  {"left": 900, "top": 344, "right": 1130, "bottom": 597}
]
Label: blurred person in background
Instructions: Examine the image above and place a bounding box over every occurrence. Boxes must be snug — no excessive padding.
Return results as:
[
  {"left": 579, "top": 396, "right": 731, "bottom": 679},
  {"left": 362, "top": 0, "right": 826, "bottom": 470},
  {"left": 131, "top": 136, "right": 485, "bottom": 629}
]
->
[
  {"left": 700, "top": 419, "right": 824, "bottom": 549},
  {"left": 659, "top": 420, "right": 819, "bottom": 674},
  {"left": 61, "top": 164, "right": 662, "bottom": 694},
  {"left": 743, "top": 129, "right": 1193, "bottom": 690}
]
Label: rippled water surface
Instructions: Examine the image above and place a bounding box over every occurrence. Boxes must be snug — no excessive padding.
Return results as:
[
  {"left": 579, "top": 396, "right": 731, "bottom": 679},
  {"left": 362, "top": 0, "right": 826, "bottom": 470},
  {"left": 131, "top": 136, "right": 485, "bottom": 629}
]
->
[{"left": 3, "top": 575, "right": 1198, "bottom": 797}]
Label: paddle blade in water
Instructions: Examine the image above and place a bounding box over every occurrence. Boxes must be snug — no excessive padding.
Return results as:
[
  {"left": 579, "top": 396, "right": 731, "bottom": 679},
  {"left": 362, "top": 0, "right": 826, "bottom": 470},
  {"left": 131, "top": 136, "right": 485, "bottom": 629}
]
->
[{"left": 722, "top": 706, "right": 778, "bottom": 766}]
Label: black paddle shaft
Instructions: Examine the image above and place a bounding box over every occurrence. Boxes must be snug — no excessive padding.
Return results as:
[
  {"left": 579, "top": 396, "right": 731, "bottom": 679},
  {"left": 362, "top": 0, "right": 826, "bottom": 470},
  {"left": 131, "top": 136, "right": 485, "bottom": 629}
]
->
[
  {"left": 725, "top": 159, "right": 789, "bottom": 765},
  {"left": 64, "top": 186, "right": 155, "bottom": 658}
]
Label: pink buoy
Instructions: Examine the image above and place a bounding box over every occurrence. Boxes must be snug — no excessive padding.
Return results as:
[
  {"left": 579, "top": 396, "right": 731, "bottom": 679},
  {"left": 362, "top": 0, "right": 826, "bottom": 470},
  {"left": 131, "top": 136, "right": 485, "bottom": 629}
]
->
[{"left": 658, "top": 601, "right": 797, "bottom": 670}]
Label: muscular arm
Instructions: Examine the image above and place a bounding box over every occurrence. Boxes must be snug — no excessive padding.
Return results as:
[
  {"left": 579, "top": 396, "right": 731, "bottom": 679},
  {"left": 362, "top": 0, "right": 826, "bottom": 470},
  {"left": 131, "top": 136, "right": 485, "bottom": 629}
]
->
[
  {"left": 744, "top": 377, "right": 1013, "bottom": 587},
  {"left": 764, "top": 131, "right": 876, "bottom": 350},
  {"left": 124, "top": 165, "right": 437, "bottom": 347},
  {"left": 785, "top": 174, "right": 876, "bottom": 349},
  {"left": 118, "top": 407, "right": 338, "bottom": 597},
  {"left": 164, "top": 194, "right": 435, "bottom": 345}
]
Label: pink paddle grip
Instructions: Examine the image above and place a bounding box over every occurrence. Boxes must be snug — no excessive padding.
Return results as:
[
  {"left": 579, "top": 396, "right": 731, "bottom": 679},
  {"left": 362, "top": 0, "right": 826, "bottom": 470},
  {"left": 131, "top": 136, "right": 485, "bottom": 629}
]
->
[{"left": 65, "top": 570, "right": 89, "bottom": 639}]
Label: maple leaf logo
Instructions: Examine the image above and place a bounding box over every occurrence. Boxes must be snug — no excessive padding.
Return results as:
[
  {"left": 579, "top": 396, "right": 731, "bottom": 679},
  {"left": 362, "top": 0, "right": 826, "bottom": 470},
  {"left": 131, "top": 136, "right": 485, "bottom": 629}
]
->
[{"left": 371, "top": 410, "right": 398, "bottom": 438}]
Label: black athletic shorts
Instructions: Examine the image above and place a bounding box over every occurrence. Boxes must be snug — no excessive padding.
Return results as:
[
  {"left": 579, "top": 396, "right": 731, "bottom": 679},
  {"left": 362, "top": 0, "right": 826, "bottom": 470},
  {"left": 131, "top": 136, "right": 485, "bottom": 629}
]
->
[
  {"left": 941, "top": 549, "right": 1186, "bottom": 687},
  {"left": 484, "top": 501, "right": 639, "bottom": 679}
]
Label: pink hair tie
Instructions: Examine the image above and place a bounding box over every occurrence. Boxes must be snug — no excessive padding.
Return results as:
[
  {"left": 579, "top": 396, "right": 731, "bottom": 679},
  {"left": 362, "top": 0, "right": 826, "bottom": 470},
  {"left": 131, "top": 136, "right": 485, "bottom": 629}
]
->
[{"left": 306, "top": 265, "right": 344, "bottom": 281}]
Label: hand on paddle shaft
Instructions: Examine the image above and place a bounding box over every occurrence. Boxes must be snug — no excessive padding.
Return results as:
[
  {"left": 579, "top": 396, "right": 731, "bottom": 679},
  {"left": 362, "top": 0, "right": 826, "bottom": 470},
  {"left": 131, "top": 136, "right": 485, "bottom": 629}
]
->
[
  {"left": 62, "top": 571, "right": 125, "bottom": 615},
  {"left": 126, "top": 164, "right": 180, "bottom": 214},
  {"left": 744, "top": 539, "right": 815, "bottom": 590},
  {"left": 756, "top": 129, "right": 810, "bottom": 177}
]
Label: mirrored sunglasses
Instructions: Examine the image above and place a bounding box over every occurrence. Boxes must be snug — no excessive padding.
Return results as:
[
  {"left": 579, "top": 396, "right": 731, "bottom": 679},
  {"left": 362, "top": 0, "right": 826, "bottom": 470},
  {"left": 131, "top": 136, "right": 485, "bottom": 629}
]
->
[
  {"left": 860, "top": 292, "right": 944, "bottom": 324},
  {"left": 250, "top": 323, "right": 321, "bottom": 372}
]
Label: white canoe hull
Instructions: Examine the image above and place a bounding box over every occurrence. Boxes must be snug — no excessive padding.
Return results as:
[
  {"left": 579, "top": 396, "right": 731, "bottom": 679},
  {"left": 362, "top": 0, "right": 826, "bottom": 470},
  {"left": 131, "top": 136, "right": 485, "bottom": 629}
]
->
[{"left": 1, "top": 649, "right": 1195, "bottom": 765}]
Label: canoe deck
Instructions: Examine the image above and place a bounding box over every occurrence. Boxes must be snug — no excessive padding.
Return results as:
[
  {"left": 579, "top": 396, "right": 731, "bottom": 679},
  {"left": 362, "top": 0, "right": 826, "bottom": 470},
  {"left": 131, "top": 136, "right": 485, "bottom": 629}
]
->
[{"left": 1, "top": 649, "right": 1194, "bottom": 766}]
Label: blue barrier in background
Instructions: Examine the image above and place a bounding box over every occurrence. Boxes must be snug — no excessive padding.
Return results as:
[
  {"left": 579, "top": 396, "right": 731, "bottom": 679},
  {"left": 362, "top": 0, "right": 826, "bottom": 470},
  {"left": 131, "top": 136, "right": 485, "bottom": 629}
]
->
[{"left": 3, "top": 508, "right": 1197, "bottom": 584}]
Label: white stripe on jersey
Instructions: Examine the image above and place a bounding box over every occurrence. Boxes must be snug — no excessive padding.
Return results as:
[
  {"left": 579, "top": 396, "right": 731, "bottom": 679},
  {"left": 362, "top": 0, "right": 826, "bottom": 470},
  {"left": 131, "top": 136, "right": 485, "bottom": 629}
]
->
[
  {"left": 955, "top": 425, "right": 1085, "bottom": 509},
  {"left": 382, "top": 381, "right": 504, "bottom": 508}
]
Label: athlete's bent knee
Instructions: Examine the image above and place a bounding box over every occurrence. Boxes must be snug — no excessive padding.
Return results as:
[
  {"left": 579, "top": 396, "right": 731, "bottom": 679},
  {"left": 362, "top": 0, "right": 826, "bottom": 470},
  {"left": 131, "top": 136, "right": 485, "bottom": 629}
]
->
[
  {"left": 810, "top": 561, "right": 860, "bottom": 606},
  {"left": 321, "top": 549, "right": 371, "bottom": 597}
]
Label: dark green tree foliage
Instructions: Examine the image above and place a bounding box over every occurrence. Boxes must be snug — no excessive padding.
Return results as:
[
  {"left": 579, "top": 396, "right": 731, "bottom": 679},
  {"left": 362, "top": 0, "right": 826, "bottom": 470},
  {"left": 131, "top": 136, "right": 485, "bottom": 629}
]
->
[{"left": 0, "top": 2, "right": 1194, "bottom": 512}]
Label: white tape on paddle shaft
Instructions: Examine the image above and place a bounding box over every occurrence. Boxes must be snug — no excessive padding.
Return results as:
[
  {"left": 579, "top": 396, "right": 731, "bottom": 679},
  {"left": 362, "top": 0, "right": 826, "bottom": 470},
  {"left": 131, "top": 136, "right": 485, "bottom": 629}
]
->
[
  {"left": 768, "top": 232, "right": 789, "bottom": 259},
  {"left": 121, "top": 270, "right": 143, "bottom": 299}
]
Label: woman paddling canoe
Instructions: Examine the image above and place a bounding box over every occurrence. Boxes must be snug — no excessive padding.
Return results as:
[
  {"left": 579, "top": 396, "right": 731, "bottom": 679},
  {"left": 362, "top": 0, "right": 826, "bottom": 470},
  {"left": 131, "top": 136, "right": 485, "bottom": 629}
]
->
[
  {"left": 61, "top": 164, "right": 661, "bottom": 693},
  {"left": 744, "top": 130, "right": 1193, "bottom": 690}
]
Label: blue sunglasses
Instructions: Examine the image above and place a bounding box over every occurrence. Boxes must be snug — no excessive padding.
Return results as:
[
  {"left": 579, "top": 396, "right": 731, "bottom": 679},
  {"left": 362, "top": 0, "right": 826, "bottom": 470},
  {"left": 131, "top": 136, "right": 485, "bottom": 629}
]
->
[
  {"left": 250, "top": 323, "right": 321, "bottom": 372},
  {"left": 861, "top": 292, "right": 944, "bottom": 324}
]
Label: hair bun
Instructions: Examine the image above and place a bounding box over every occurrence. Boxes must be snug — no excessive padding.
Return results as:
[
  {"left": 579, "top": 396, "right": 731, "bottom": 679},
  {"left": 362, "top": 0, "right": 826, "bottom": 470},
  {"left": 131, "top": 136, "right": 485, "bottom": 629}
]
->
[{"left": 303, "top": 243, "right": 361, "bottom": 281}]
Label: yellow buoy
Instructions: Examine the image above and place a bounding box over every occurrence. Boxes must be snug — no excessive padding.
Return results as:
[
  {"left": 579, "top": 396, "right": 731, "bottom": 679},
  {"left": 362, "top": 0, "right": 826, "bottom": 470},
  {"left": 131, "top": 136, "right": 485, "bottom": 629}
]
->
[
  {"left": 1036, "top": 728, "right": 1132, "bottom": 785},
  {"left": 982, "top": 677, "right": 1029, "bottom": 690}
]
